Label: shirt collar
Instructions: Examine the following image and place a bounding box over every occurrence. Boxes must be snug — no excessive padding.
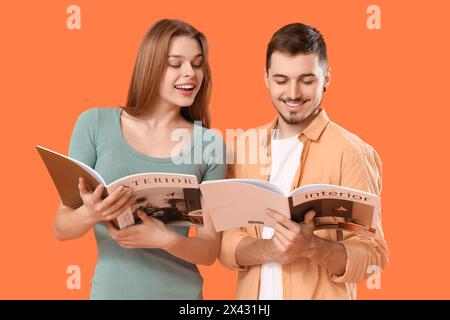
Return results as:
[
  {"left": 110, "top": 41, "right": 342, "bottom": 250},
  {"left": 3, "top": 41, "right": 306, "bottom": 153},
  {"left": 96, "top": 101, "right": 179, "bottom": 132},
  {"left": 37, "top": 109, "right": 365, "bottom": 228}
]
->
[{"left": 264, "top": 108, "right": 330, "bottom": 156}]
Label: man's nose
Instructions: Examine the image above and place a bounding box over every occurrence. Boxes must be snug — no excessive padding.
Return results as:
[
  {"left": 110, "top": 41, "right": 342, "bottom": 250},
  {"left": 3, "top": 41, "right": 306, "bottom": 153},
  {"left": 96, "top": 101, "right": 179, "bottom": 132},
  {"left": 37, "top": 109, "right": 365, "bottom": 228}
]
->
[{"left": 287, "top": 83, "right": 301, "bottom": 100}]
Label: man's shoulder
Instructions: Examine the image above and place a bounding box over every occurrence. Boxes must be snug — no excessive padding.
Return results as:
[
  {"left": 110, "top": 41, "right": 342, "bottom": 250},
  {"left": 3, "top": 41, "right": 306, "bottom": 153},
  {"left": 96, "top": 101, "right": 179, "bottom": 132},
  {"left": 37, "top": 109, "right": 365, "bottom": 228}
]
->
[{"left": 323, "top": 121, "right": 378, "bottom": 156}]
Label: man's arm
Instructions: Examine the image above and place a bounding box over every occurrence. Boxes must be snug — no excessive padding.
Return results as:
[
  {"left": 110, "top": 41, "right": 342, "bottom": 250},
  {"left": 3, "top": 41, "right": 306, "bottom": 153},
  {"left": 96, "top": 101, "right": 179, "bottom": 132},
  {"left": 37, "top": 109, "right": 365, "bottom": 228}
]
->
[
  {"left": 232, "top": 209, "right": 347, "bottom": 276},
  {"left": 329, "top": 146, "right": 389, "bottom": 283},
  {"left": 235, "top": 237, "right": 272, "bottom": 266}
]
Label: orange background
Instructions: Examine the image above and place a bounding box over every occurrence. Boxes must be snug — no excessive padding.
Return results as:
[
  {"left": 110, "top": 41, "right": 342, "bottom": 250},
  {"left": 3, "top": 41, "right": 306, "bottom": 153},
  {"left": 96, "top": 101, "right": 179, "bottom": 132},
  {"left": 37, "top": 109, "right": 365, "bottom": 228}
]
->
[{"left": 1, "top": 0, "right": 449, "bottom": 299}]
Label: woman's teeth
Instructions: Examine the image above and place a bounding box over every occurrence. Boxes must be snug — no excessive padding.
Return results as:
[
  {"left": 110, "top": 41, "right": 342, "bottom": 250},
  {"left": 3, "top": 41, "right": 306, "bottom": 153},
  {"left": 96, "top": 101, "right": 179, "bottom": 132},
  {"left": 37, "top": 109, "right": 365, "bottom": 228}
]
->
[{"left": 175, "top": 85, "right": 195, "bottom": 90}]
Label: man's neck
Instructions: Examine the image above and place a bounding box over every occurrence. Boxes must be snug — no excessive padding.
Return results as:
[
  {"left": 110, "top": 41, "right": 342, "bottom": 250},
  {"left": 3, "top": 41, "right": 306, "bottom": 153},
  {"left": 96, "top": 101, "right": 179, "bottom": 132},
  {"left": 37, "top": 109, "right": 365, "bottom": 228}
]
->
[{"left": 277, "top": 108, "right": 320, "bottom": 139}]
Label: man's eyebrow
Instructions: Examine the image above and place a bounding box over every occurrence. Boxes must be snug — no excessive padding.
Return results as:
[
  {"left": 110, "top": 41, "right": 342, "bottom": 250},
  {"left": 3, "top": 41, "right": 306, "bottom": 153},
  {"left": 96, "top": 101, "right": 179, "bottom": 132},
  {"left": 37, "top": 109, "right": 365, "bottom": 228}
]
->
[
  {"left": 272, "top": 73, "right": 316, "bottom": 78},
  {"left": 272, "top": 74, "right": 288, "bottom": 77},
  {"left": 168, "top": 53, "right": 203, "bottom": 59},
  {"left": 299, "top": 73, "right": 316, "bottom": 78}
]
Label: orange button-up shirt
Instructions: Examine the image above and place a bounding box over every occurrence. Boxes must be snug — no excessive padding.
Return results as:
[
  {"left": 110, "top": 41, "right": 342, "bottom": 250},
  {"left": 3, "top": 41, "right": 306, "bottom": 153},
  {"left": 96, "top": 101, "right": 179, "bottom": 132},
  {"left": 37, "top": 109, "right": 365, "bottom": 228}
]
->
[{"left": 219, "top": 108, "right": 389, "bottom": 299}]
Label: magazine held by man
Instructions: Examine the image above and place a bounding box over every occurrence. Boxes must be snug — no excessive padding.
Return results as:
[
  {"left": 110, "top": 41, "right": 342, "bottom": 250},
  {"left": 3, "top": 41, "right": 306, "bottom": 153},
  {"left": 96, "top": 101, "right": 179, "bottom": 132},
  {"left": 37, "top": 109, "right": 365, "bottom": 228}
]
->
[
  {"left": 36, "top": 146, "right": 203, "bottom": 229},
  {"left": 199, "top": 179, "right": 379, "bottom": 238}
]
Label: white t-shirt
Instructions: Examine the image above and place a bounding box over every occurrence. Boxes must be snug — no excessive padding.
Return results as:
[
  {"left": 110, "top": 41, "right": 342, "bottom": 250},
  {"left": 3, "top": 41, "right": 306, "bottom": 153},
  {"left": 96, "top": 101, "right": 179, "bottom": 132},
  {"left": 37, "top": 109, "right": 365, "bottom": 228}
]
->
[{"left": 258, "top": 132, "right": 303, "bottom": 300}]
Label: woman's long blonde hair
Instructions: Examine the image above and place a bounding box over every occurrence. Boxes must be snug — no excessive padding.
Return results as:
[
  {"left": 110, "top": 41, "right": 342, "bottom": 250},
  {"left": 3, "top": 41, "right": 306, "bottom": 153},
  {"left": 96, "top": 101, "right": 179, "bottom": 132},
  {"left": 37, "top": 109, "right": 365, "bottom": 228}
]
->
[{"left": 122, "top": 19, "right": 211, "bottom": 128}]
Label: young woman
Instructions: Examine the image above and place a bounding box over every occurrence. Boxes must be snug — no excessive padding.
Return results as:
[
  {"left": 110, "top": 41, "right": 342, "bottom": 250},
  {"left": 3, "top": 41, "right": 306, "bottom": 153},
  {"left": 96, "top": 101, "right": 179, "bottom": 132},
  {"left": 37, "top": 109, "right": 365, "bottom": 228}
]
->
[{"left": 53, "top": 19, "right": 225, "bottom": 299}]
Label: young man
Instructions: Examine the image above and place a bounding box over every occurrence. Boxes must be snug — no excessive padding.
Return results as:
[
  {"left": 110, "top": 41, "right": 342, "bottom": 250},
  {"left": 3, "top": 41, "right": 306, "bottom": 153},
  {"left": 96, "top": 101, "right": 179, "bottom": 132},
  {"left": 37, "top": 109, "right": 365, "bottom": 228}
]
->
[{"left": 219, "top": 23, "right": 389, "bottom": 300}]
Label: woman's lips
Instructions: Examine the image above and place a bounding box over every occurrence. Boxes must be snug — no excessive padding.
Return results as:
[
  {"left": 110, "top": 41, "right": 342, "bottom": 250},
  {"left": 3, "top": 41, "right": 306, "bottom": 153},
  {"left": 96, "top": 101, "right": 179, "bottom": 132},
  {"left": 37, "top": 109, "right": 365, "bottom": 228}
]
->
[
  {"left": 176, "top": 88, "right": 195, "bottom": 96},
  {"left": 174, "top": 83, "right": 196, "bottom": 96}
]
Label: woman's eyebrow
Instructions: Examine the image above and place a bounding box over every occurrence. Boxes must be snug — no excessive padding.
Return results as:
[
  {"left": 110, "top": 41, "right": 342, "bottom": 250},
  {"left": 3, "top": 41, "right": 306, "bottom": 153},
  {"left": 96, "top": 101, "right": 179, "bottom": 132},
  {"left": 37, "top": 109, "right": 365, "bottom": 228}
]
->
[{"left": 168, "top": 53, "right": 203, "bottom": 59}]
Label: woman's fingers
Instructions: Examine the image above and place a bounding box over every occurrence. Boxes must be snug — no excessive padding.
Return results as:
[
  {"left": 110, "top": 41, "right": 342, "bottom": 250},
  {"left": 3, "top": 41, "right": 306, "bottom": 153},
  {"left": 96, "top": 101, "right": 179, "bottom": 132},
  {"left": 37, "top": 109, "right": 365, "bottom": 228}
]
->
[
  {"left": 103, "top": 194, "right": 136, "bottom": 222},
  {"left": 97, "top": 186, "right": 126, "bottom": 212},
  {"left": 78, "top": 177, "right": 105, "bottom": 206},
  {"left": 106, "top": 222, "right": 118, "bottom": 238},
  {"left": 92, "top": 184, "right": 105, "bottom": 202},
  {"left": 102, "top": 189, "right": 134, "bottom": 217},
  {"left": 78, "top": 177, "right": 90, "bottom": 196}
]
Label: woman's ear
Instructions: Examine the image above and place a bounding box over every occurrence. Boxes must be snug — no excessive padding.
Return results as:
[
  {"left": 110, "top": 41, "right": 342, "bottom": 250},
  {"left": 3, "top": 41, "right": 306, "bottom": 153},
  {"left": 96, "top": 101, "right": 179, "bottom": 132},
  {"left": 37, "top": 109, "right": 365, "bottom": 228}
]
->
[{"left": 264, "top": 68, "right": 269, "bottom": 89}]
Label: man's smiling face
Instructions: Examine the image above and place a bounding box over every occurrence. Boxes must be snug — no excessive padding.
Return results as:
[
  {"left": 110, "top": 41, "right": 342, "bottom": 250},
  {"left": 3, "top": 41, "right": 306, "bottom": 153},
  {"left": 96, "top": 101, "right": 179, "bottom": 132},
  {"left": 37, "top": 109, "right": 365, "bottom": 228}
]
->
[{"left": 265, "top": 52, "right": 330, "bottom": 125}]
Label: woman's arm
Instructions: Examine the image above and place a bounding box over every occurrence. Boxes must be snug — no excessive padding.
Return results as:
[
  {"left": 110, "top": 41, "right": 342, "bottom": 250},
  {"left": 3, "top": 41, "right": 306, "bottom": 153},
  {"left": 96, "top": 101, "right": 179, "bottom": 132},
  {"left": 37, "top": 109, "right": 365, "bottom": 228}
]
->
[
  {"left": 54, "top": 178, "right": 135, "bottom": 241},
  {"left": 107, "top": 208, "right": 220, "bottom": 266},
  {"left": 165, "top": 208, "right": 220, "bottom": 266},
  {"left": 54, "top": 203, "right": 96, "bottom": 241}
]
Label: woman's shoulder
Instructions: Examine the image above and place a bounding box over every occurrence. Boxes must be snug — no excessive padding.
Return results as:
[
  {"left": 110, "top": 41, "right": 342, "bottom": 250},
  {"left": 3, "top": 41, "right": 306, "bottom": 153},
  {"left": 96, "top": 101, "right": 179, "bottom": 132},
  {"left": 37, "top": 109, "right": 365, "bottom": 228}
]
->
[
  {"left": 77, "top": 107, "right": 118, "bottom": 119},
  {"left": 74, "top": 107, "right": 120, "bottom": 128}
]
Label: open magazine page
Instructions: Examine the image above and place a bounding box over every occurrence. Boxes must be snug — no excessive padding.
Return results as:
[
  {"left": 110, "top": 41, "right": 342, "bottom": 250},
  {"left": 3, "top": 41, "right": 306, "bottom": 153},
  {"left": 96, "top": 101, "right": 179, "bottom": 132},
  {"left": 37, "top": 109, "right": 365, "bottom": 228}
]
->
[
  {"left": 36, "top": 145, "right": 107, "bottom": 209},
  {"left": 108, "top": 173, "right": 202, "bottom": 229},
  {"left": 200, "top": 181, "right": 289, "bottom": 231},
  {"left": 290, "top": 185, "right": 380, "bottom": 238},
  {"left": 217, "top": 178, "right": 285, "bottom": 195}
]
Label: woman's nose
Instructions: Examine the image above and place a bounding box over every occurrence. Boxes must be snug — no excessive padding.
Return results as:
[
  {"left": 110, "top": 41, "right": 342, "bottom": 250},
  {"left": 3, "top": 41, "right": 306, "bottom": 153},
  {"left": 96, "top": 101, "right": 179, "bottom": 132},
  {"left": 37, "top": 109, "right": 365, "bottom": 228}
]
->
[{"left": 182, "top": 63, "right": 195, "bottom": 78}]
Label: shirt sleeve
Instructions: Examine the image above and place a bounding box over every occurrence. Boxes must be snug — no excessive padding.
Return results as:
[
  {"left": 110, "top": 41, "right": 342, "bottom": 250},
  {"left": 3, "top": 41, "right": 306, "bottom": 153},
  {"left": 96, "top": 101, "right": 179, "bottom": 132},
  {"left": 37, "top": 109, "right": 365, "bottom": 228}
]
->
[
  {"left": 201, "top": 129, "right": 226, "bottom": 182},
  {"left": 68, "top": 108, "right": 99, "bottom": 169},
  {"left": 218, "top": 135, "right": 252, "bottom": 271},
  {"left": 330, "top": 145, "right": 389, "bottom": 284}
]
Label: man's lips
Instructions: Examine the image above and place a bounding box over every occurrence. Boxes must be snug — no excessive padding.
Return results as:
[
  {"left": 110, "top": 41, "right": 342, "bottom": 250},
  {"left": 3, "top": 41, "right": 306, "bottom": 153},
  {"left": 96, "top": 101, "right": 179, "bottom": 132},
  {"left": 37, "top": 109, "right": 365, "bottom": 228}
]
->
[{"left": 282, "top": 99, "right": 308, "bottom": 110}]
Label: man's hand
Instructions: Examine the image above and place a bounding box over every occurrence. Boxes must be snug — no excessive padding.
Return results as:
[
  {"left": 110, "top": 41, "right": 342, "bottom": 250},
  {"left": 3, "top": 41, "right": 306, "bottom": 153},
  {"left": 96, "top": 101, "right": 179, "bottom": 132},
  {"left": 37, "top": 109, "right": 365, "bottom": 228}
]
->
[{"left": 265, "top": 208, "right": 317, "bottom": 264}]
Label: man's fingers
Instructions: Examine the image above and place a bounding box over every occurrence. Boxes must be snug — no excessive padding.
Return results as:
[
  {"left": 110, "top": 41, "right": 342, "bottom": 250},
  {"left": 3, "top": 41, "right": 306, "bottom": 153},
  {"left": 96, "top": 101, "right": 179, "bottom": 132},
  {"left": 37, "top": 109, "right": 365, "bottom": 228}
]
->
[
  {"left": 271, "top": 235, "right": 285, "bottom": 252},
  {"left": 304, "top": 210, "right": 316, "bottom": 225},
  {"left": 266, "top": 208, "right": 299, "bottom": 231},
  {"left": 273, "top": 228, "right": 291, "bottom": 248},
  {"left": 274, "top": 222, "right": 294, "bottom": 242}
]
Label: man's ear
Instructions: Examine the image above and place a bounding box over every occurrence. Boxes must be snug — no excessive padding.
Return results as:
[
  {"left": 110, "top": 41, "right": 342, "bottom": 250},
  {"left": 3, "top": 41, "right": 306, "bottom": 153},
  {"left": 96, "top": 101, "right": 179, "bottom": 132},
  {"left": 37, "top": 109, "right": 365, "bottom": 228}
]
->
[
  {"left": 264, "top": 68, "right": 269, "bottom": 89},
  {"left": 324, "top": 67, "right": 331, "bottom": 91}
]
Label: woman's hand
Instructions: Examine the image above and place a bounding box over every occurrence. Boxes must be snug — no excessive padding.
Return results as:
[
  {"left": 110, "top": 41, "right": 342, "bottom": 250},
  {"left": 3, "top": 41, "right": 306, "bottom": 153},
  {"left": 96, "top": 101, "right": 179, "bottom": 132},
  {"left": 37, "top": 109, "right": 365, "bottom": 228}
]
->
[
  {"left": 107, "top": 210, "right": 177, "bottom": 249},
  {"left": 78, "top": 177, "right": 135, "bottom": 225}
]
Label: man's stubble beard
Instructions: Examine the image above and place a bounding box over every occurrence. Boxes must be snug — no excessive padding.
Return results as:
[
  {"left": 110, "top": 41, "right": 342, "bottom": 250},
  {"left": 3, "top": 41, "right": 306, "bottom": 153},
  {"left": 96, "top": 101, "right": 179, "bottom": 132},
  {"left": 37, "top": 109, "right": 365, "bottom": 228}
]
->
[{"left": 276, "top": 94, "right": 323, "bottom": 125}]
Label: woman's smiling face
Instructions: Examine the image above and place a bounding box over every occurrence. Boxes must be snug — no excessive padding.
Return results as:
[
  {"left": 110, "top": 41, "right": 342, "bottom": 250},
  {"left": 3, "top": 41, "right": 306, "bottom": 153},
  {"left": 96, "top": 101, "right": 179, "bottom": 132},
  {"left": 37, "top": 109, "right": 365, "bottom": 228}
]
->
[{"left": 158, "top": 35, "right": 204, "bottom": 109}]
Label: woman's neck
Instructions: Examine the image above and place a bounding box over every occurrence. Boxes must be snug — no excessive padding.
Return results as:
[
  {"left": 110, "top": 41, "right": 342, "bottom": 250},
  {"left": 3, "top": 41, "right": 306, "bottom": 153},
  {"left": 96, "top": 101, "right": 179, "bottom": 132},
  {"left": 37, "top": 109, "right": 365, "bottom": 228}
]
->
[{"left": 124, "top": 103, "right": 191, "bottom": 130}]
